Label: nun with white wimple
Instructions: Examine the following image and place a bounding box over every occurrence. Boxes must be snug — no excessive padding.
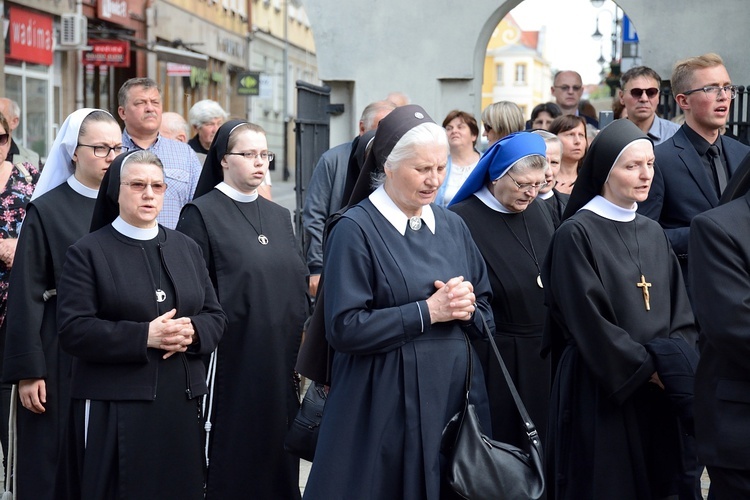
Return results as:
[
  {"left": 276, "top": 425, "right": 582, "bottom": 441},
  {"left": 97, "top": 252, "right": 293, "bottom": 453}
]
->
[
  {"left": 1, "top": 108, "right": 123, "bottom": 499},
  {"left": 541, "top": 119, "right": 698, "bottom": 499}
]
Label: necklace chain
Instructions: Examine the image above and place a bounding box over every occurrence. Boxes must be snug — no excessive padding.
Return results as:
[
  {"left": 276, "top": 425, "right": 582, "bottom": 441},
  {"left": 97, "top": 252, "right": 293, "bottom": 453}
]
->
[
  {"left": 230, "top": 199, "right": 269, "bottom": 245},
  {"left": 499, "top": 211, "right": 543, "bottom": 288}
]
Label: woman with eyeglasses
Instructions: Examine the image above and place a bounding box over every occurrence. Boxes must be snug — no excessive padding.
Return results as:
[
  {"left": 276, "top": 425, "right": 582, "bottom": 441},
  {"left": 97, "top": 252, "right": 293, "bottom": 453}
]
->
[
  {"left": 549, "top": 114, "right": 589, "bottom": 195},
  {"left": 480, "top": 100, "right": 525, "bottom": 147},
  {"left": 176, "top": 121, "right": 308, "bottom": 499},
  {"left": 449, "top": 132, "right": 555, "bottom": 453},
  {"left": 1, "top": 109, "right": 120, "bottom": 499},
  {"left": 56, "top": 149, "right": 226, "bottom": 499}
]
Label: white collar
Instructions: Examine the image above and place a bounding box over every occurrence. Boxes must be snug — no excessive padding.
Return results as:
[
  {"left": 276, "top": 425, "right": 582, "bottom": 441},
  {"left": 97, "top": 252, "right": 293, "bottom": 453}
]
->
[
  {"left": 112, "top": 216, "right": 159, "bottom": 240},
  {"left": 581, "top": 195, "right": 637, "bottom": 222},
  {"left": 67, "top": 174, "right": 100, "bottom": 199},
  {"left": 475, "top": 185, "right": 514, "bottom": 213},
  {"left": 537, "top": 189, "right": 554, "bottom": 200},
  {"left": 369, "top": 185, "right": 436, "bottom": 235},
  {"left": 216, "top": 182, "right": 259, "bottom": 202}
]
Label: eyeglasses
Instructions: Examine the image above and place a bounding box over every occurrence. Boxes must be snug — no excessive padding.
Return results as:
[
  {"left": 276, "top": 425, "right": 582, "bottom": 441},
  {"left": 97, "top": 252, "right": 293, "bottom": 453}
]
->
[
  {"left": 225, "top": 151, "right": 275, "bottom": 161},
  {"left": 682, "top": 85, "right": 738, "bottom": 100},
  {"left": 554, "top": 85, "right": 582, "bottom": 92},
  {"left": 78, "top": 144, "right": 128, "bottom": 158},
  {"left": 0, "top": 134, "right": 8, "bottom": 146},
  {"left": 483, "top": 124, "right": 492, "bottom": 133},
  {"left": 628, "top": 87, "right": 660, "bottom": 99},
  {"left": 121, "top": 181, "right": 168, "bottom": 194},
  {"left": 506, "top": 172, "right": 547, "bottom": 192}
]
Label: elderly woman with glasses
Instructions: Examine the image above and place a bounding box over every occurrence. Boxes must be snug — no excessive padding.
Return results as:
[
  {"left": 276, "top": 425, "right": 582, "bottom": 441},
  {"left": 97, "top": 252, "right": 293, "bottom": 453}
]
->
[
  {"left": 177, "top": 121, "right": 308, "bottom": 499},
  {"left": 56, "top": 149, "right": 226, "bottom": 499},
  {"left": 449, "top": 132, "right": 555, "bottom": 452}
]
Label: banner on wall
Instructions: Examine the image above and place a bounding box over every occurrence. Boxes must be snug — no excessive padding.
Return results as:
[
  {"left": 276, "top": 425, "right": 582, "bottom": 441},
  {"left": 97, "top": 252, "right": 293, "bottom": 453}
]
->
[
  {"left": 5, "top": 6, "right": 54, "bottom": 66},
  {"left": 83, "top": 40, "right": 131, "bottom": 67}
]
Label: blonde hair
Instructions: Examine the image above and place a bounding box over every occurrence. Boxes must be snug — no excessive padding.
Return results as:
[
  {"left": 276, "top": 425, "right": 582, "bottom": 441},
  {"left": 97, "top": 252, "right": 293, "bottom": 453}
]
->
[
  {"left": 671, "top": 53, "right": 725, "bottom": 95},
  {"left": 481, "top": 101, "right": 525, "bottom": 139}
]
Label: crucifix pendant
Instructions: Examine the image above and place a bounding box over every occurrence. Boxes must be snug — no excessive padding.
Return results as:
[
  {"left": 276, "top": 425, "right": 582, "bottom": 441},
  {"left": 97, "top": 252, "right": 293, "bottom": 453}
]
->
[{"left": 636, "top": 274, "right": 651, "bottom": 311}]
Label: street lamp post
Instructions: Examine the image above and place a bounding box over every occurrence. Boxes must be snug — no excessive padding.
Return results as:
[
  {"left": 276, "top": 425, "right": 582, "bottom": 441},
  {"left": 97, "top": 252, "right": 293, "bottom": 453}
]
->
[{"left": 591, "top": 2, "right": 622, "bottom": 96}]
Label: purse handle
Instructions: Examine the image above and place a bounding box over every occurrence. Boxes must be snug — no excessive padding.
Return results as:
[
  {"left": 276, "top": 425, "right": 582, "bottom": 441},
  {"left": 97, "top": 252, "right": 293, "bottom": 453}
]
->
[{"left": 473, "top": 309, "right": 540, "bottom": 444}]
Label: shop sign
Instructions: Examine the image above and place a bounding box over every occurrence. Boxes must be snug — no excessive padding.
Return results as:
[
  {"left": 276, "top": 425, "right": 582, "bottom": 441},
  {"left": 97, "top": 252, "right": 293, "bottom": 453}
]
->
[
  {"left": 98, "top": 0, "right": 130, "bottom": 25},
  {"left": 83, "top": 40, "right": 130, "bottom": 67},
  {"left": 237, "top": 72, "right": 261, "bottom": 96},
  {"left": 6, "top": 7, "right": 54, "bottom": 66},
  {"left": 189, "top": 68, "right": 223, "bottom": 88},
  {"left": 167, "top": 63, "right": 192, "bottom": 77}
]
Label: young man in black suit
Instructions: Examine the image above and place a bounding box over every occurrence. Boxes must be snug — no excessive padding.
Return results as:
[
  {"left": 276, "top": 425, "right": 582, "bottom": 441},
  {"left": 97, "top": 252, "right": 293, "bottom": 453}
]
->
[{"left": 638, "top": 53, "right": 750, "bottom": 282}]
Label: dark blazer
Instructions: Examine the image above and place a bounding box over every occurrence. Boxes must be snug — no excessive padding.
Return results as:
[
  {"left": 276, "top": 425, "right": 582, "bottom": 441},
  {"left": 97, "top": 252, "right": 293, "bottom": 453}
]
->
[
  {"left": 638, "top": 126, "right": 750, "bottom": 264},
  {"left": 689, "top": 193, "right": 750, "bottom": 468},
  {"left": 57, "top": 225, "right": 227, "bottom": 401}
]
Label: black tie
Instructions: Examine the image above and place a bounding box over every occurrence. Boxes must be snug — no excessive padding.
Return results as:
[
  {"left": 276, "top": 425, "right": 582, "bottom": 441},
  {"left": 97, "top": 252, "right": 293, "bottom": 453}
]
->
[{"left": 707, "top": 144, "right": 728, "bottom": 197}]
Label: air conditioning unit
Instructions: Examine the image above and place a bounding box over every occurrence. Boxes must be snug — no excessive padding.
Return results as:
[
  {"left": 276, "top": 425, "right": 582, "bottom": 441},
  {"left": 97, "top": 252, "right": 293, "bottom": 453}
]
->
[{"left": 60, "top": 13, "right": 87, "bottom": 47}]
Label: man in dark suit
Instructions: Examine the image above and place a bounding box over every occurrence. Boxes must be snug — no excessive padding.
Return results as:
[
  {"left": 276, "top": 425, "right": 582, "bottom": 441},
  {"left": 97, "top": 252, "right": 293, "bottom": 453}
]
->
[
  {"left": 638, "top": 53, "right": 750, "bottom": 280},
  {"left": 689, "top": 162, "right": 750, "bottom": 497}
]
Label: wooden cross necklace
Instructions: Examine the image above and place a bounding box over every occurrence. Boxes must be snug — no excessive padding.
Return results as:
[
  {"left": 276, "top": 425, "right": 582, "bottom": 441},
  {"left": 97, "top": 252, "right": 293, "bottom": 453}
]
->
[{"left": 613, "top": 220, "right": 651, "bottom": 311}]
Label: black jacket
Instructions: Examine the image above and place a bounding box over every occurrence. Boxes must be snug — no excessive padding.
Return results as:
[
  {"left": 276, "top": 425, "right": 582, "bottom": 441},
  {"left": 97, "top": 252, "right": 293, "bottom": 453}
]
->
[{"left": 57, "top": 225, "right": 226, "bottom": 401}]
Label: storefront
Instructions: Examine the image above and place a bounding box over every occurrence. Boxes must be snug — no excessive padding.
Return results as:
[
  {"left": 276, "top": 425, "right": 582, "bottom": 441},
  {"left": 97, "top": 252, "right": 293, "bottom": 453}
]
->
[
  {"left": 3, "top": 4, "right": 56, "bottom": 162},
  {"left": 151, "top": 0, "right": 248, "bottom": 118},
  {"left": 81, "top": 0, "right": 146, "bottom": 113}
]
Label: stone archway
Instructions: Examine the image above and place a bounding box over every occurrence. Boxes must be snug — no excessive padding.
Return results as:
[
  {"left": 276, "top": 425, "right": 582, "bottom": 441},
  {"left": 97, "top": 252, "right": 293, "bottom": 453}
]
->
[{"left": 302, "top": 0, "right": 750, "bottom": 145}]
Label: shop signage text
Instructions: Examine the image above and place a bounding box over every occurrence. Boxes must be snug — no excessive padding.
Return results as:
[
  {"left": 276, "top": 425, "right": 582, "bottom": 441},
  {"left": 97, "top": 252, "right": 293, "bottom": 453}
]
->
[{"left": 6, "top": 7, "right": 54, "bottom": 66}]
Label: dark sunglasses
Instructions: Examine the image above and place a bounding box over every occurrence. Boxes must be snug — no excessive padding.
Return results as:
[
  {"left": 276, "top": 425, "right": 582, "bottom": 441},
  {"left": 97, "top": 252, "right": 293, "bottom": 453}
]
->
[
  {"left": 0, "top": 134, "right": 8, "bottom": 146},
  {"left": 483, "top": 123, "right": 492, "bottom": 133},
  {"left": 629, "top": 87, "right": 659, "bottom": 99}
]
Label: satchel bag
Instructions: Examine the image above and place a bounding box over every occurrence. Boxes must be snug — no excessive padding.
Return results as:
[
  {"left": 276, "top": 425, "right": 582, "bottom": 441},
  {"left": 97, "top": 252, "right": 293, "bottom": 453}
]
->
[
  {"left": 284, "top": 381, "right": 327, "bottom": 462},
  {"left": 442, "top": 311, "right": 545, "bottom": 499}
]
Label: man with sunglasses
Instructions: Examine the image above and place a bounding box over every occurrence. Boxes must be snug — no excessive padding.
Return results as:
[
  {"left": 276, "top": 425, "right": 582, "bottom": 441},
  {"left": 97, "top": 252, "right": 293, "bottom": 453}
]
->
[
  {"left": 639, "top": 53, "right": 750, "bottom": 287},
  {"left": 618, "top": 66, "right": 679, "bottom": 145},
  {"left": 550, "top": 70, "right": 599, "bottom": 128}
]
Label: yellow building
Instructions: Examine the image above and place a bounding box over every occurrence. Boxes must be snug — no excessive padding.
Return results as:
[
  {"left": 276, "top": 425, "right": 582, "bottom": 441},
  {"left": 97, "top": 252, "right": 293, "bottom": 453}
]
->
[{"left": 482, "top": 15, "right": 552, "bottom": 120}]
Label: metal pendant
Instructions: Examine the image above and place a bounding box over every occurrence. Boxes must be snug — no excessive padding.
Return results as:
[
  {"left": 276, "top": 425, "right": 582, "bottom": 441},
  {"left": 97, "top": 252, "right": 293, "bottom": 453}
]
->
[
  {"left": 409, "top": 217, "right": 422, "bottom": 231},
  {"left": 536, "top": 275, "right": 543, "bottom": 289},
  {"left": 156, "top": 289, "right": 167, "bottom": 303},
  {"left": 258, "top": 234, "right": 269, "bottom": 245}
]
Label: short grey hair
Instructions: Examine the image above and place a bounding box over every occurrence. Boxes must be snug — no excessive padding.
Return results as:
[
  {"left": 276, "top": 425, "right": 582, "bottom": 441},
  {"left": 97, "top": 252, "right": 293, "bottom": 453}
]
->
[
  {"left": 531, "top": 129, "right": 563, "bottom": 153},
  {"left": 161, "top": 112, "right": 190, "bottom": 138},
  {"left": 188, "top": 99, "right": 229, "bottom": 127},
  {"left": 0, "top": 98, "right": 20, "bottom": 120},
  {"left": 118, "top": 77, "right": 161, "bottom": 107},
  {"left": 360, "top": 100, "right": 396, "bottom": 132},
  {"left": 506, "top": 154, "right": 548, "bottom": 177},
  {"left": 121, "top": 150, "right": 164, "bottom": 177},
  {"left": 372, "top": 122, "right": 448, "bottom": 188}
]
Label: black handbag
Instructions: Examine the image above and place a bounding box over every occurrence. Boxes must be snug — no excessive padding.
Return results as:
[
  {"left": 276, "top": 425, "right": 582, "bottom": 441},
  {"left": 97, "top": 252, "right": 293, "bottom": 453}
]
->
[
  {"left": 284, "top": 381, "right": 327, "bottom": 462},
  {"left": 442, "top": 311, "right": 545, "bottom": 499}
]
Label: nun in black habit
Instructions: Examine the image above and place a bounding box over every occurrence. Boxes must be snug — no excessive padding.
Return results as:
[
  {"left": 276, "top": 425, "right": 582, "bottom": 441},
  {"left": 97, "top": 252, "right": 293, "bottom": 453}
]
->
[
  {"left": 2, "top": 108, "right": 121, "bottom": 498},
  {"left": 302, "top": 105, "right": 493, "bottom": 499},
  {"left": 176, "top": 121, "right": 308, "bottom": 499},
  {"left": 448, "top": 132, "right": 555, "bottom": 448},
  {"left": 56, "top": 150, "right": 226, "bottom": 499},
  {"left": 541, "top": 119, "right": 698, "bottom": 499}
]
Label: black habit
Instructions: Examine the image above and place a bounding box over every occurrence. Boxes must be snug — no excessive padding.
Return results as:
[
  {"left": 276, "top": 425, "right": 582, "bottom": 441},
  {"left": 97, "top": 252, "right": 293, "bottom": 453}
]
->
[
  {"left": 2, "top": 182, "right": 96, "bottom": 498},
  {"left": 177, "top": 189, "right": 308, "bottom": 499},
  {"left": 543, "top": 209, "right": 697, "bottom": 499},
  {"left": 451, "top": 195, "right": 554, "bottom": 447},
  {"left": 56, "top": 223, "right": 226, "bottom": 499}
]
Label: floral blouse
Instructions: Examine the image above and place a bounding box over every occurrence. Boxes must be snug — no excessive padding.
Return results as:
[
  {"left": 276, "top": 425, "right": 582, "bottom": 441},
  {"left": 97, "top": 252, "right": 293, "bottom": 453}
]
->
[{"left": 0, "top": 161, "right": 40, "bottom": 328}]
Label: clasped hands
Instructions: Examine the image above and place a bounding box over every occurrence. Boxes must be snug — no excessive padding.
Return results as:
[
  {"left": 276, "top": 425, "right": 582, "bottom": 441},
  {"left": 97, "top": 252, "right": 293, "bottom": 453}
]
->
[
  {"left": 426, "top": 276, "right": 476, "bottom": 324},
  {"left": 148, "top": 309, "right": 196, "bottom": 359}
]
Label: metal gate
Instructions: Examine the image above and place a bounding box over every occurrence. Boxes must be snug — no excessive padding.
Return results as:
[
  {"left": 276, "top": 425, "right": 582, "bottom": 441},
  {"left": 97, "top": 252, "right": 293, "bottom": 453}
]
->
[{"left": 295, "top": 81, "right": 331, "bottom": 252}]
